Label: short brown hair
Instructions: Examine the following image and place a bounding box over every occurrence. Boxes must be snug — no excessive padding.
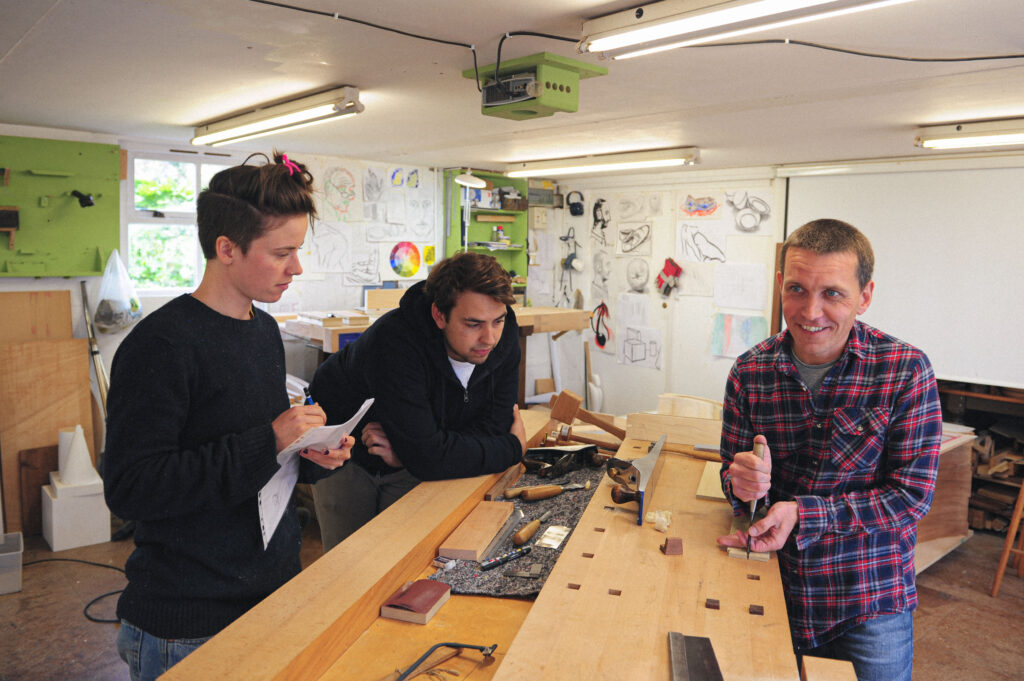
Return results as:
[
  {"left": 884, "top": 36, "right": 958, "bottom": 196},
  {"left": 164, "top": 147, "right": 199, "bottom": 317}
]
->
[
  {"left": 424, "top": 252, "right": 515, "bottom": 318},
  {"left": 197, "top": 151, "right": 317, "bottom": 259},
  {"left": 780, "top": 218, "right": 874, "bottom": 289}
]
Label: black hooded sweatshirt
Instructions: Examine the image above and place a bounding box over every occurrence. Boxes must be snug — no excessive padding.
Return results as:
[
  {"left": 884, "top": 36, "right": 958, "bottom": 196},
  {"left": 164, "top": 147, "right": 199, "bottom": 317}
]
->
[{"left": 310, "top": 280, "right": 523, "bottom": 480}]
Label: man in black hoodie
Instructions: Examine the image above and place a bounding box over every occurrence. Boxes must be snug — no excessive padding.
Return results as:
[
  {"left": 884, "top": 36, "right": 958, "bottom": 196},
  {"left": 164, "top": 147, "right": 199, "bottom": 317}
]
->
[{"left": 311, "top": 252, "right": 526, "bottom": 549}]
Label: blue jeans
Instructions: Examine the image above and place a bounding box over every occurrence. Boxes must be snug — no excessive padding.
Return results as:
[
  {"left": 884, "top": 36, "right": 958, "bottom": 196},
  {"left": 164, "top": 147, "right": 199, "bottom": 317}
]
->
[
  {"left": 116, "top": 619, "right": 212, "bottom": 681},
  {"left": 798, "top": 611, "right": 914, "bottom": 681}
]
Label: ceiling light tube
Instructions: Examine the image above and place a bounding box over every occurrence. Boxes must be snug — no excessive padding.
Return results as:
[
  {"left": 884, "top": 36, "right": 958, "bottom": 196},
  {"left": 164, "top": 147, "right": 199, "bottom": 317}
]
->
[
  {"left": 505, "top": 147, "right": 699, "bottom": 178},
  {"left": 915, "top": 119, "right": 1024, "bottom": 150},
  {"left": 191, "top": 86, "right": 364, "bottom": 147},
  {"left": 580, "top": 0, "right": 916, "bottom": 57}
]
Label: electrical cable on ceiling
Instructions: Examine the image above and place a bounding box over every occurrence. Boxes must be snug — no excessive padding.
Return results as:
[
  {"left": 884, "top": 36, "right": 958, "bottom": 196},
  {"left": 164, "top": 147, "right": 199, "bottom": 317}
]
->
[
  {"left": 249, "top": 0, "right": 1024, "bottom": 97},
  {"left": 23, "top": 557, "right": 126, "bottom": 624}
]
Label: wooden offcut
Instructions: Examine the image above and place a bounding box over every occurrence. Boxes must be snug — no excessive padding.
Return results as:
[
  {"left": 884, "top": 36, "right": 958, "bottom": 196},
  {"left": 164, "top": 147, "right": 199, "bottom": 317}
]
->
[
  {"left": 696, "top": 461, "right": 728, "bottom": 502},
  {"left": 801, "top": 655, "right": 857, "bottom": 681},
  {"left": 438, "top": 500, "right": 514, "bottom": 561},
  {"left": 18, "top": 445, "right": 58, "bottom": 535}
]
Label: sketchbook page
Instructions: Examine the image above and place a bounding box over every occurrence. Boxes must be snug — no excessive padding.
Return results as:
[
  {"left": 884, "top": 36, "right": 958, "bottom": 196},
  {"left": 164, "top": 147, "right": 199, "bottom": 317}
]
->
[{"left": 258, "top": 397, "right": 374, "bottom": 549}]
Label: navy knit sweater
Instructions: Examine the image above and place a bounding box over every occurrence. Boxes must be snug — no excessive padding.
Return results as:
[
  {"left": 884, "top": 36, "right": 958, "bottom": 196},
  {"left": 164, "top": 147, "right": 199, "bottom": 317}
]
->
[{"left": 103, "top": 295, "right": 329, "bottom": 639}]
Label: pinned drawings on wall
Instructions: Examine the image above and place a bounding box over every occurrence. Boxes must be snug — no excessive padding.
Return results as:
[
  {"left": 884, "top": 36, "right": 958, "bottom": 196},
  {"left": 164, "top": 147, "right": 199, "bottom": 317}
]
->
[
  {"left": 615, "top": 222, "right": 651, "bottom": 256},
  {"left": 616, "top": 192, "right": 664, "bottom": 221},
  {"left": 591, "top": 250, "right": 612, "bottom": 300},
  {"left": 713, "top": 262, "right": 768, "bottom": 311},
  {"left": 322, "top": 166, "right": 363, "bottom": 222},
  {"left": 676, "top": 222, "right": 726, "bottom": 263},
  {"left": 618, "top": 326, "right": 663, "bottom": 369},
  {"left": 725, "top": 190, "right": 772, "bottom": 235},
  {"left": 378, "top": 241, "right": 430, "bottom": 281},
  {"left": 680, "top": 194, "right": 720, "bottom": 218},
  {"left": 626, "top": 258, "right": 649, "bottom": 293},
  {"left": 710, "top": 313, "right": 769, "bottom": 358},
  {"left": 675, "top": 261, "right": 714, "bottom": 297},
  {"left": 591, "top": 198, "right": 611, "bottom": 247}
]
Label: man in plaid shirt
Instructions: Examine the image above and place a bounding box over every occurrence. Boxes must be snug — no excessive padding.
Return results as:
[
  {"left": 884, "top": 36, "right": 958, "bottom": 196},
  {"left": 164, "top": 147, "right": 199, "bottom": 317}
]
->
[{"left": 717, "top": 219, "right": 942, "bottom": 681}]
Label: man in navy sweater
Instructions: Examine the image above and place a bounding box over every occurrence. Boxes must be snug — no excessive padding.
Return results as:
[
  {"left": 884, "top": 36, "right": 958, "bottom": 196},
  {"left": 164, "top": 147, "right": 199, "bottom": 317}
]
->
[
  {"left": 311, "top": 252, "right": 526, "bottom": 549},
  {"left": 103, "top": 153, "right": 354, "bottom": 681}
]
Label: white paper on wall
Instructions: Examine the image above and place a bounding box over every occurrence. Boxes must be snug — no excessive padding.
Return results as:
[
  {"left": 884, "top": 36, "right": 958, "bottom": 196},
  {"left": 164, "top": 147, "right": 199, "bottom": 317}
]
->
[
  {"left": 713, "top": 262, "right": 768, "bottom": 311},
  {"left": 617, "top": 325, "right": 662, "bottom": 369}
]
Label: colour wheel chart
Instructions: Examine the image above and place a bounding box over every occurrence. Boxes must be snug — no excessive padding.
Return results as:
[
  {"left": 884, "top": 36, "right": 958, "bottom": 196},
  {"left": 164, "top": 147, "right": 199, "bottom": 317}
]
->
[{"left": 389, "top": 241, "right": 421, "bottom": 277}]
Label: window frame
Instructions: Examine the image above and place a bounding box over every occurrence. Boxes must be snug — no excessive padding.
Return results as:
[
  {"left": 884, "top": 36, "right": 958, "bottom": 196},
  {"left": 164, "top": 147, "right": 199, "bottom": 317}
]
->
[{"left": 121, "top": 144, "right": 247, "bottom": 294}]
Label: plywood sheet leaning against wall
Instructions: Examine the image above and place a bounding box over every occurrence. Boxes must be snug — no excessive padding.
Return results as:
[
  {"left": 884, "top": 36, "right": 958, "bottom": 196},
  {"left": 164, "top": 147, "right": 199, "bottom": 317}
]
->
[
  {"left": 492, "top": 414, "right": 799, "bottom": 681},
  {"left": 0, "top": 291, "right": 72, "bottom": 344},
  {"left": 0, "top": 339, "right": 94, "bottom": 533}
]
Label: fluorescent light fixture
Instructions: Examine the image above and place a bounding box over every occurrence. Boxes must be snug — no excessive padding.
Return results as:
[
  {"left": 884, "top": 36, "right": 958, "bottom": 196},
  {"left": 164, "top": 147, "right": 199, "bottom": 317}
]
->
[
  {"left": 915, "top": 119, "right": 1024, "bottom": 150},
  {"left": 191, "top": 86, "right": 364, "bottom": 147},
  {"left": 505, "top": 147, "right": 699, "bottom": 178},
  {"left": 580, "top": 0, "right": 916, "bottom": 59}
]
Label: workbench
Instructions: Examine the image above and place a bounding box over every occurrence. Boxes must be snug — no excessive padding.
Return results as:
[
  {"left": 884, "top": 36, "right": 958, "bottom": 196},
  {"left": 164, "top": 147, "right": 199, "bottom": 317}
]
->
[
  {"left": 280, "top": 305, "right": 590, "bottom": 406},
  {"left": 161, "top": 410, "right": 838, "bottom": 681}
]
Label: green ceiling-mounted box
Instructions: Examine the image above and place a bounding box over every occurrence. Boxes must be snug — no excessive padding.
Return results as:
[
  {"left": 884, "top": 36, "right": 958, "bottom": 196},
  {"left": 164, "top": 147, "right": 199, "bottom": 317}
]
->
[{"left": 463, "top": 52, "right": 607, "bottom": 121}]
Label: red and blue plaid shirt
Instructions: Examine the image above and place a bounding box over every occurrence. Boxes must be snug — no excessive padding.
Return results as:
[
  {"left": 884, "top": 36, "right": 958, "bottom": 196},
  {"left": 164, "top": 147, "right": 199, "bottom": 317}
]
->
[{"left": 720, "top": 321, "right": 942, "bottom": 649}]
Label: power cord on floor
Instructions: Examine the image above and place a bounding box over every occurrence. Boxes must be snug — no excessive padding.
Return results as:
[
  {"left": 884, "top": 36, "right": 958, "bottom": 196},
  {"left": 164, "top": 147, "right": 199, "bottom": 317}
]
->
[{"left": 22, "top": 558, "right": 125, "bottom": 624}]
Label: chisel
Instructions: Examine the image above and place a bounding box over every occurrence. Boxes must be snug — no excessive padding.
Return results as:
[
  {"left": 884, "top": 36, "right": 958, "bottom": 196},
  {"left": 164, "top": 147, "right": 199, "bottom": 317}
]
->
[
  {"left": 512, "top": 510, "right": 552, "bottom": 546},
  {"left": 519, "top": 480, "right": 591, "bottom": 501},
  {"left": 747, "top": 441, "right": 766, "bottom": 559}
]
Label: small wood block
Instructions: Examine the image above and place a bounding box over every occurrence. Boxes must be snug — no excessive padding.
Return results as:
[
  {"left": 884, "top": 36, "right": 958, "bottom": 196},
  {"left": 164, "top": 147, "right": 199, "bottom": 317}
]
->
[
  {"left": 705, "top": 598, "right": 720, "bottom": 610},
  {"left": 661, "top": 537, "right": 683, "bottom": 555},
  {"left": 696, "top": 461, "right": 728, "bottom": 502},
  {"left": 438, "top": 500, "right": 513, "bottom": 561},
  {"left": 749, "top": 604, "right": 764, "bottom": 616},
  {"left": 484, "top": 463, "right": 523, "bottom": 501},
  {"left": 727, "top": 546, "right": 770, "bottom": 562},
  {"left": 535, "top": 377, "right": 555, "bottom": 394},
  {"left": 800, "top": 655, "right": 858, "bottom": 681}
]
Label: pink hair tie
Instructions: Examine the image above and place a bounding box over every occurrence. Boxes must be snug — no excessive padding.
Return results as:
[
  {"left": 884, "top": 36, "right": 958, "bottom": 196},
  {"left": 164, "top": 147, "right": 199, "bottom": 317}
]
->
[{"left": 281, "top": 154, "right": 301, "bottom": 176}]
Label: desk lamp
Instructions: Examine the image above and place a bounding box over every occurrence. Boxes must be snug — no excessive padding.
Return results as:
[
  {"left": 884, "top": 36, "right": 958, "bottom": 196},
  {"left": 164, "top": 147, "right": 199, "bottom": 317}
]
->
[{"left": 454, "top": 170, "right": 486, "bottom": 251}]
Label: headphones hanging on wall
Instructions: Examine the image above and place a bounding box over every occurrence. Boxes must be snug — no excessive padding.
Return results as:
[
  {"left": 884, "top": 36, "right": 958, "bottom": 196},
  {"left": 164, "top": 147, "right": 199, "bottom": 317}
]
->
[{"left": 567, "top": 191, "right": 585, "bottom": 216}]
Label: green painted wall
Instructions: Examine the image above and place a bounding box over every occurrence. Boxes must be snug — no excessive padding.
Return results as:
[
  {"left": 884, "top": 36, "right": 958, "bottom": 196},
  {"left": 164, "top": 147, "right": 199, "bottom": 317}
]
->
[{"left": 0, "top": 135, "right": 120, "bottom": 277}]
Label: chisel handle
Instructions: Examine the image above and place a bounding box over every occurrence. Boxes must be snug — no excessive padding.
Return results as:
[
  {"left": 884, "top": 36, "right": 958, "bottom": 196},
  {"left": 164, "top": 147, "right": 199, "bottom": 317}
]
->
[
  {"left": 520, "top": 485, "right": 562, "bottom": 501},
  {"left": 512, "top": 519, "right": 541, "bottom": 545},
  {"left": 750, "top": 441, "right": 766, "bottom": 515}
]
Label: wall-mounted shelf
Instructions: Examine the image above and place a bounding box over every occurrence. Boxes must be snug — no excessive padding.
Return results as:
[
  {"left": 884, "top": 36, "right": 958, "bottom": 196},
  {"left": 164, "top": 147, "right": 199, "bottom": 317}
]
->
[{"left": 445, "top": 170, "right": 529, "bottom": 281}]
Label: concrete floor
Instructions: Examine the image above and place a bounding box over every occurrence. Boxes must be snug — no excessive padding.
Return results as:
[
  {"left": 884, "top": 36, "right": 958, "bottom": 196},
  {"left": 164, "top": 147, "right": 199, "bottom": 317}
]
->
[{"left": 1, "top": 526, "right": 1021, "bottom": 681}]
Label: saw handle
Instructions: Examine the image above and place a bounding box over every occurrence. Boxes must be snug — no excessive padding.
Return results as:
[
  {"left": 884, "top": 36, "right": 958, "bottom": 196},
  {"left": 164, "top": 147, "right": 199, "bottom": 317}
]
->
[
  {"left": 520, "top": 485, "right": 563, "bottom": 501},
  {"left": 610, "top": 483, "right": 638, "bottom": 504}
]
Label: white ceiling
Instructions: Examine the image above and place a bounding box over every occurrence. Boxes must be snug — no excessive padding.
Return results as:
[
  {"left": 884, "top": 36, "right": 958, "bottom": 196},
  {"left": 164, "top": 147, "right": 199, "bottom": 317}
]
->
[{"left": 2, "top": 0, "right": 1023, "bottom": 173}]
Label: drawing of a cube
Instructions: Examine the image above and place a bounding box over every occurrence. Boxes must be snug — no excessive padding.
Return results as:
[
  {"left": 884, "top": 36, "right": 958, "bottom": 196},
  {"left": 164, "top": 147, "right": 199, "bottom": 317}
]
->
[{"left": 624, "top": 328, "right": 646, "bottom": 362}]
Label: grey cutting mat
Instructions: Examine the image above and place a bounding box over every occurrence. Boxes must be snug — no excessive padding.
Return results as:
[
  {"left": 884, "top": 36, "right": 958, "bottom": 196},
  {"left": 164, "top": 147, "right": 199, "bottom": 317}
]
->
[{"left": 429, "top": 465, "right": 606, "bottom": 598}]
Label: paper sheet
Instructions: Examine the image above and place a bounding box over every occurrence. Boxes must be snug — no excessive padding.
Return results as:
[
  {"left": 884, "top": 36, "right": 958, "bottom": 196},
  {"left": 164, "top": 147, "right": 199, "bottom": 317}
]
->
[{"left": 258, "top": 397, "right": 374, "bottom": 548}]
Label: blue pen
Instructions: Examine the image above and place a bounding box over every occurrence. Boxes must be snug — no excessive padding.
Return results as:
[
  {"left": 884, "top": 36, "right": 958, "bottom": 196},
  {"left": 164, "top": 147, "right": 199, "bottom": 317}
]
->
[{"left": 303, "top": 386, "right": 314, "bottom": 405}]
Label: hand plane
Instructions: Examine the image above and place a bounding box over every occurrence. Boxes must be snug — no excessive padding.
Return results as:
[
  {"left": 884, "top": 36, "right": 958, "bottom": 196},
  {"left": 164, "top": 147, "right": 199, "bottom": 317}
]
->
[{"left": 605, "top": 434, "right": 667, "bottom": 526}]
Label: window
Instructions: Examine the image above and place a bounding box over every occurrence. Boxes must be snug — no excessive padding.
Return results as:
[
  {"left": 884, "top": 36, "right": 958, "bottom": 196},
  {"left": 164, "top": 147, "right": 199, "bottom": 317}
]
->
[{"left": 124, "top": 148, "right": 242, "bottom": 291}]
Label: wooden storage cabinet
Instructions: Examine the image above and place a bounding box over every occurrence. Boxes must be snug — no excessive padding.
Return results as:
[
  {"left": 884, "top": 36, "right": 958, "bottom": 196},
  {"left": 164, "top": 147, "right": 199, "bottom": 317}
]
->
[{"left": 938, "top": 380, "right": 1024, "bottom": 533}]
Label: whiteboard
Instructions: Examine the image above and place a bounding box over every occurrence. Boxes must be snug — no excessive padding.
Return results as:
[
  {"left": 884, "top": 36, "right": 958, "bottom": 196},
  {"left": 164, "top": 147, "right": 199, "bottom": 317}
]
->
[{"left": 787, "top": 167, "right": 1024, "bottom": 389}]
